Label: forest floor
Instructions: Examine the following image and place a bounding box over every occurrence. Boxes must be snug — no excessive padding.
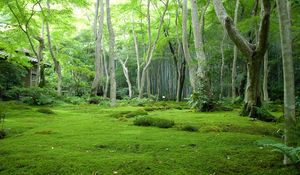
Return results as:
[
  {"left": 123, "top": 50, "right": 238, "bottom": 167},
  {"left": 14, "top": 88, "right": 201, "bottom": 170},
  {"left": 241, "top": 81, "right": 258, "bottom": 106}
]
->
[{"left": 0, "top": 101, "right": 297, "bottom": 175}]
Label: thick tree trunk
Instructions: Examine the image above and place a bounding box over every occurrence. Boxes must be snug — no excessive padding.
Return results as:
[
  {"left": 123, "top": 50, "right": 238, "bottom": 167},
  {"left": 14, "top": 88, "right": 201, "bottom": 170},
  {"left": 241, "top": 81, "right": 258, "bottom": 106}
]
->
[
  {"left": 46, "top": 0, "right": 62, "bottom": 96},
  {"left": 182, "top": 0, "right": 196, "bottom": 91},
  {"left": 91, "top": 0, "right": 104, "bottom": 96},
  {"left": 241, "top": 55, "right": 263, "bottom": 117},
  {"left": 276, "top": 0, "right": 296, "bottom": 165},
  {"left": 35, "top": 24, "right": 45, "bottom": 87},
  {"left": 231, "top": 0, "right": 239, "bottom": 98},
  {"left": 190, "top": 0, "right": 210, "bottom": 80},
  {"left": 263, "top": 51, "right": 269, "bottom": 102},
  {"left": 213, "top": 0, "right": 272, "bottom": 119},
  {"left": 106, "top": 0, "right": 116, "bottom": 106}
]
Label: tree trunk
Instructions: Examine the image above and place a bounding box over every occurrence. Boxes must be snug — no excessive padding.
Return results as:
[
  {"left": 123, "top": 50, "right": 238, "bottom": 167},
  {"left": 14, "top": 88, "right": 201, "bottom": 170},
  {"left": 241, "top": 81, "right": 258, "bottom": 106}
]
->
[
  {"left": 45, "top": 0, "right": 62, "bottom": 96},
  {"left": 213, "top": 0, "right": 272, "bottom": 119},
  {"left": 231, "top": 0, "right": 239, "bottom": 98},
  {"left": 263, "top": 50, "right": 269, "bottom": 102},
  {"left": 118, "top": 57, "right": 132, "bottom": 98},
  {"left": 276, "top": 0, "right": 296, "bottom": 165},
  {"left": 190, "top": 0, "right": 210, "bottom": 80},
  {"left": 106, "top": 0, "right": 116, "bottom": 106},
  {"left": 132, "top": 14, "right": 141, "bottom": 93},
  {"left": 103, "top": 51, "right": 109, "bottom": 98},
  {"left": 182, "top": 0, "right": 196, "bottom": 91},
  {"left": 91, "top": 0, "right": 104, "bottom": 96},
  {"left": 139, "top": 0, "right": 169, "bottom": 98},
  {"left": 220, "top": 31, "right": 226, "bottom": 99},
  {"left": 35, "top": 22, "right": 45, "bottom": 87}
]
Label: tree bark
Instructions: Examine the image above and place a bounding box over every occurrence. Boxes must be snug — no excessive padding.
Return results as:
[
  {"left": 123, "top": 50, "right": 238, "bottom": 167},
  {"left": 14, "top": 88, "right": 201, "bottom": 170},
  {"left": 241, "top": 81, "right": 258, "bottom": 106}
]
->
[
  {"left": 139, "top": 0, "right": 169, "bottom": 98},
  {"left": 276, "top": 0, "right": 296, "bottom": 164},
  {"left": 106, "top": 0, "right": 116, "bottom": 106},
  {"left": 182, "top": 0, "right": 196, "bottom": 91},
  {"left": 103, "top": 50, "right": 109, "bottom": 98},
  {"left": 213, "top": 0, "right": 271, "bottom": 118},
  {"left": 220, "top": 31, "right": 226, "bottom": 99},
  {"left": 45, "top": 0, "right": 62, "bottom": 96},
  {"left": 190, "top": 0, "right": 210, "bottom": 79},
  {"left": 263, "top": 50, "right": 269, "bottom": 102},
  {"left": 118, "top": 56, "right": 132, "bottom": 98},
  {"left": 132, "top": 13, "right": 141, "bottom": 93},
  {"left": 35, "top": 22, "right": 45, "bottom": 87},
  {"left": 91, "top": 0, "right": 104, "bottom": 96},
  {"left": 231, "top": 0, "right": 239, "bottom": 98}
]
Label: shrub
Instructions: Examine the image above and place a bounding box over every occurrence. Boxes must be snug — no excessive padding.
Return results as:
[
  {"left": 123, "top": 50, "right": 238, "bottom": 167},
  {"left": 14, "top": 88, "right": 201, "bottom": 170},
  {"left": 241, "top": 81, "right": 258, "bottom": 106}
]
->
[
  {"left": 0, "top": 104, "right": 7, "bottom": 139},
  {"left": 181, "top": 125, "right": 199, "bottom": 132},
  {"left": 88, "top": 96, "right": 108, "bottom": 105},
  {"left": 36, "top": 108, "right": 55, "bottom": 114},
  {"left": 187, "top": 91, "right": 216, "bottom": 112},
  {"left": 0, "top": 130, "right": 6, "bottom": 139},
  {"left": 153, "top": 118, "right": 175, "bottom": 128},
  {"left": 133, "top": 116, "right": 156, "bottom": 126},
  {"left": 5, "top": 87, "right": 56, "bottom": 105},
  {"left": 124, "top": 110, "right": 148, "bottom": 118},
  {"left": 133, "top": 117, "right": 175, "bottom": 128},
  {"left": 64, "top": 96, "right": 86, "bottom": 105},
  {"left": 110, "top": 110, "right": 148, "bottom": 119}
]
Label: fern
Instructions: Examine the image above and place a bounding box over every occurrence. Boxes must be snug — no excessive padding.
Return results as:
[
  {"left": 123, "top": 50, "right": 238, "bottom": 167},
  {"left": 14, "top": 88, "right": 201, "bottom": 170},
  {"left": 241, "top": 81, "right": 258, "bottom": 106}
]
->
[{"left": 257, "top": 140, "right": 300, "bottom": 164}]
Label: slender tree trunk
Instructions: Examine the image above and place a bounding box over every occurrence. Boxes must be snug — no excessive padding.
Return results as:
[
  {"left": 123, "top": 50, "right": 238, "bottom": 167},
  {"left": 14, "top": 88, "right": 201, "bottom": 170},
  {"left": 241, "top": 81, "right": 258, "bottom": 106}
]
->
[
  {"left": 103, "top": 51, "right": 109, "bottom": 98},
  {"left": 276, "top": 0, "right": 296, "bottom": 165},
  {"left": 231, "top": 0, "right": 239, "bottom": 98},
  {"left": 91, "top": 0, "right": 104, "bottom": 96},
  {"left": 118, "top": 56, "right": 132, "bottom": 98},
  {"left": 45, "top": 0, "right": 62, "bottom": 96},
  {"left": 220, "top": 31, "right": 226, "bottom": 99},
  {"left": 106, "top": 0, "right": 116, "bottom": 106},
  {"left": 139, "top": 0, "right": 169, "bottom": 98},
  {"left": 132, "top": 14, "right": 141, "bottom": 93},
  {"left": 263, "top": 50, "right": 269, "bottom": 102}
]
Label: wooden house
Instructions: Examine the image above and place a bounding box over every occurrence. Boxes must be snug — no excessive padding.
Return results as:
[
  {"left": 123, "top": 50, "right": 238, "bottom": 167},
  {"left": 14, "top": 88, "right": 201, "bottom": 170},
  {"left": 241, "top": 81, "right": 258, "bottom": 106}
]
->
[{"left": 0, "top": 49, "right": 46, "bottom": 87}]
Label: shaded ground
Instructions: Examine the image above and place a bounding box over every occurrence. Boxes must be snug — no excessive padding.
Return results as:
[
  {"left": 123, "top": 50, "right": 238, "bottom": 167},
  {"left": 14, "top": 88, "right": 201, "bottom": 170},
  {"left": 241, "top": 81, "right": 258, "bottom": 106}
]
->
[{"left": 0, "top": 101, "right": 297, "bottom": 175}]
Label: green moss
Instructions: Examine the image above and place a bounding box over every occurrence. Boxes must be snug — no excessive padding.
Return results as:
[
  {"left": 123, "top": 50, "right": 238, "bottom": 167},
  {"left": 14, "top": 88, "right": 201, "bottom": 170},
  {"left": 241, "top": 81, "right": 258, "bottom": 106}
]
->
[
  {"left": 36, "top": 108, "right": 55, "bottom": 114},
  {"left": 0, "top": 101, "right": 297, "bottom": 175}
]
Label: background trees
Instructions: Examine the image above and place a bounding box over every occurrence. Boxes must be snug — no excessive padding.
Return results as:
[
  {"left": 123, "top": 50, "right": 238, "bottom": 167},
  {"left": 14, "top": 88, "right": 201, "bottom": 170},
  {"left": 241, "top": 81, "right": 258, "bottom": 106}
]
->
[{"left": 0, "top": 0, "right": 299, "bottom": 111}]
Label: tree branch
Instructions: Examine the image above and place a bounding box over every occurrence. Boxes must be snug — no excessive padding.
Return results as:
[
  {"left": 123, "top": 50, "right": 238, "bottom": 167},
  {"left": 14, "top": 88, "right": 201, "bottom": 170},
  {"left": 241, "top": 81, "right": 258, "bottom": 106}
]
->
[
  {"left": 256, "top": 0, "right": 271, "bottom": 55},
  {"left": 213, "top": 0, "right": 253, "bottom": 57}
]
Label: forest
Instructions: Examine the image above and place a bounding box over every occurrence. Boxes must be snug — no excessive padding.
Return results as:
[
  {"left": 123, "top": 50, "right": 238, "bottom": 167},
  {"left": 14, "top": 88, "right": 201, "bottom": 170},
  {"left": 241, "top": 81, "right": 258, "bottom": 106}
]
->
[{"left": 0, "top": 0, "right": 299, "bottom": 174}]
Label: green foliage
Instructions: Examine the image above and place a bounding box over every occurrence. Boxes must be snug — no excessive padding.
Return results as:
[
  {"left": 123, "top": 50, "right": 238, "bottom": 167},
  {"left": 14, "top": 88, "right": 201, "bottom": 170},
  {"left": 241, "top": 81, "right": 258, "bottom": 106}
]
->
[
  {"left": 257, "top": 140, "right": 300, "bottom": 169},
  {"left": 64, "top": 96, "right": 86, "bottom": 105},
  {"left": 180, "top": 124, "right": 199, "bottom": 132},
  {"left": 133, "top": 116, "right": 175, "bottom": 128},
  {"left": 0, "top": 60, "right": 26, "bottom": 95},
  {"left": 110, "top": 110, "right": 148, "bottom": 119},
  {"left": 88, "top": 96, "right": 108, "bottom": 105},
  {"left": 154, "top": 118, "right": 175, "bottom": 128},
  {"left": 187, "top": 91, "right": 216, "bottom": 112},
  {"left": 36, "top": 108, "right": 55, "bottom": 115},
  {"left": 133, "top": 116, "right": 155, "bottom": 127},
  {"left": 5, "top": 87, "right": 56, "bottom": 105},
  {"left": 0, "top": 104, "right": 7, "bottom": 139}
]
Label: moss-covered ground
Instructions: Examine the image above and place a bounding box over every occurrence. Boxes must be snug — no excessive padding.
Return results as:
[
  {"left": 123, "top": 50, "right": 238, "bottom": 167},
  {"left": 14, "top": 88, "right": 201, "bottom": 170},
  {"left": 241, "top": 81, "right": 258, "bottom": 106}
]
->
[{"left": 0, "top": 101, "right": 297, "bottom": 175}]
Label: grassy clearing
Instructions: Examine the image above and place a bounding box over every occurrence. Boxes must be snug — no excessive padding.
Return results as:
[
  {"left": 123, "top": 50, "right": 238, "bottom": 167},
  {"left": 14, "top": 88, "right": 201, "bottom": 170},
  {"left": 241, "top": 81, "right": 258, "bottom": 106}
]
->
[{"left": 0, "top": 101, "right": 297, "bottom": 175}]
